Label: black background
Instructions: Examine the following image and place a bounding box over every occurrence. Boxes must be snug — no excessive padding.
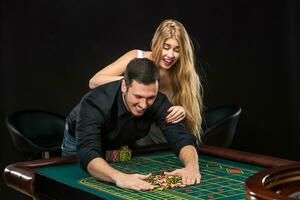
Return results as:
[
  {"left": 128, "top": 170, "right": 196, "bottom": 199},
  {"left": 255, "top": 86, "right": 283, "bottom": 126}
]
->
[{"left": 1, "top": 0, "right": 299, "bottom": 198}]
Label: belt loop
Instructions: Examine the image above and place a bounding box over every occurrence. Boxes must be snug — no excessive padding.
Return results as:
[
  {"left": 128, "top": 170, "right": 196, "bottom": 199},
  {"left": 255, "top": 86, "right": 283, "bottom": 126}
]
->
[
  {"left": 65, "top": 122, "right": 69, "bottom": 131},
  {"left": 65, "top": 122, "right": 75, "bottom": 137}
]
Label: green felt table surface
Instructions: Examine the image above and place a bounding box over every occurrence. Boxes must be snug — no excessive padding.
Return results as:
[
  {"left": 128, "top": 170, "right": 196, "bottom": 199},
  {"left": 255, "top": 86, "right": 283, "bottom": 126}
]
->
[{"left": 34, "top": 150, "right": 264, "bottom": 200}]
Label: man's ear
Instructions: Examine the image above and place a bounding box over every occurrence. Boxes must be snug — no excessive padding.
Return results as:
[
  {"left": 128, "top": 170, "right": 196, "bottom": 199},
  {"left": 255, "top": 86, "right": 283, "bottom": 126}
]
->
[{"left": 121, "top": 79, "right": 127, "bottom": 93}]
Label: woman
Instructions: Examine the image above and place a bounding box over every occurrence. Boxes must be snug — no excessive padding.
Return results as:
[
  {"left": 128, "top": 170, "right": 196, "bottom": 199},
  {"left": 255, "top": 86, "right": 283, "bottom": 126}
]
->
[{"left": 89, "top": 19, "right": 204, "bottom": 145}]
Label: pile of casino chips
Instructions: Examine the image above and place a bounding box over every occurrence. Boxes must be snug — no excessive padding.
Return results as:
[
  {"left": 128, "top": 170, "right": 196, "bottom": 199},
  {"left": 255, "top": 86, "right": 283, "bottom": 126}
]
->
[
  {"left": 105, "top": 146, "right": 132, "bottom": 162},
  {"left": 146, "top": 175, "right": 185, "bottom": 191}
]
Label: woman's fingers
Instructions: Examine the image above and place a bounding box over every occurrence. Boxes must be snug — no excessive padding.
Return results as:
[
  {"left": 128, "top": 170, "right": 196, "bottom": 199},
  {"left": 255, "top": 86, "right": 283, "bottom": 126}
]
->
[{"left": 166, "top": 106, "right": 185, "bottom": 123}]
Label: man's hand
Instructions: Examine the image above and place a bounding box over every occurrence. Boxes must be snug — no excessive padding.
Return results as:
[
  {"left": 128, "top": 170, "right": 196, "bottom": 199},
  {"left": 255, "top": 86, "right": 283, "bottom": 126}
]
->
[
  {"left": 164, "top": 166, "right": 201, "bottom": 186},
  {"left": 115, "top": 173, "right": 154, "bottom": 191},
  {"left": 87, "top": 157, "right": 154, "bottom": 191},
  {"left": 168, "top": 145, "right": 201, "bottom": 186}
]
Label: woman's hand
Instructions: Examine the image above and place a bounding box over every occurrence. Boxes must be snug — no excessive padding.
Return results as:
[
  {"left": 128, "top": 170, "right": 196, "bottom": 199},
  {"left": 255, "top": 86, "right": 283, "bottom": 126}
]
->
[{"left": 165, "top": 106, "right": 186, "bottom": 124}]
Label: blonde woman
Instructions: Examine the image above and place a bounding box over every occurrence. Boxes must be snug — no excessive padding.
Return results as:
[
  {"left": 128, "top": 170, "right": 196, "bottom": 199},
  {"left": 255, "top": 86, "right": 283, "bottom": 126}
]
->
[{"left": 89, "top": 19, "right": 204, "bottom": 145}]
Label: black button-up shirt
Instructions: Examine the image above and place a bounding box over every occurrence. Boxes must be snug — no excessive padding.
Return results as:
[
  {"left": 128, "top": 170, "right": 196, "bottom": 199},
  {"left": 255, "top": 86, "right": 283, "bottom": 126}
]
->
[{"left": 66, "top": 80, "right": 195, "bottom": 171}]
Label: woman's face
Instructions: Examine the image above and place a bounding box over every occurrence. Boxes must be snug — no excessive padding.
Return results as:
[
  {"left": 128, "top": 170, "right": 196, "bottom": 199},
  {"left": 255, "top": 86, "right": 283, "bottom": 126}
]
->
[{"left": 159, "top": 38, "right": 180, "bottom": 70}]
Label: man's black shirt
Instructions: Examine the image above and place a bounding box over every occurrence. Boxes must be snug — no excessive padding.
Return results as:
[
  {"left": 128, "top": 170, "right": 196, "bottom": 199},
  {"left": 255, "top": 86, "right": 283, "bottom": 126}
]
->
[{"left": 66, "top": 80, "right": 195, "bottom": 171}]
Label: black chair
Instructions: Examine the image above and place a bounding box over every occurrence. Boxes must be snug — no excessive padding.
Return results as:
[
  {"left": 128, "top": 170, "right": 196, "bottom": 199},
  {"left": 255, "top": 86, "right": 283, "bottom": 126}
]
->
[
  {"left": 5, "top": 110, "right": 65, "bottom": 159},
  {"left": 201, "top": 105, "right": 242, "bottom": 148}
]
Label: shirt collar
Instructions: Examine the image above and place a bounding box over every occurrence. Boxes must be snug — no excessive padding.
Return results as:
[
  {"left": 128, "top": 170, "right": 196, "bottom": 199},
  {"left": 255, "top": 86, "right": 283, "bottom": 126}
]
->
[{"left": 117, "top": 88, "right": 130, "bottom": 117}]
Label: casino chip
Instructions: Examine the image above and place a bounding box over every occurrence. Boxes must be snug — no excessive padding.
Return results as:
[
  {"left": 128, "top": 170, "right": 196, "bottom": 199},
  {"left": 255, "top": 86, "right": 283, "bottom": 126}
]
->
[
  {"left": 105, "top": 146, "right": 131, "bottom": 162},
  {"left": 145, "top": 175, "right": 185, "bottom": 190}
]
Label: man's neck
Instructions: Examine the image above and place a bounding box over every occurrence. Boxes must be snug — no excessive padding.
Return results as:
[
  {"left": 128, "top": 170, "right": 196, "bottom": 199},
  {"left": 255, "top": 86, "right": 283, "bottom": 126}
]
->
[{"left": 122, "top": 93, "right": 130, "bottom": 112}]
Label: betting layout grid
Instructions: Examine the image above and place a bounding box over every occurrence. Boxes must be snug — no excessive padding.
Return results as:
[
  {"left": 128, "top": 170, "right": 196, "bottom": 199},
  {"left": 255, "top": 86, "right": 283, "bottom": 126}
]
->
[{"left": 79, "top": 151, "right": 264, "bottom": 200}]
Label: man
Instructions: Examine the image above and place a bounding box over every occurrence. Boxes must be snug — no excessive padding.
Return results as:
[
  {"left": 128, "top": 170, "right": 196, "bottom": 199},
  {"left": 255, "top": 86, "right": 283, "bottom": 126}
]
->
[{"left": 62, "top": 58, "right": 200, "bottom": 191}]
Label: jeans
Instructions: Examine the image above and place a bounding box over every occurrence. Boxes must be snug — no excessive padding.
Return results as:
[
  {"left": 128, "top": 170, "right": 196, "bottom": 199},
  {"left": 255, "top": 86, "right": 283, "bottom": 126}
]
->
[{"left": 61, "top": 129, "right": 77, "bottom": 157}]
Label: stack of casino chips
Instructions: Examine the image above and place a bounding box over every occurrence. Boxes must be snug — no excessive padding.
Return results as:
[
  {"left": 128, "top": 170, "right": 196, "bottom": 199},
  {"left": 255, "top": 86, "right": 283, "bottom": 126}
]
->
[{"left": 105, "top": 146, "right": 132, "bottom": 162}]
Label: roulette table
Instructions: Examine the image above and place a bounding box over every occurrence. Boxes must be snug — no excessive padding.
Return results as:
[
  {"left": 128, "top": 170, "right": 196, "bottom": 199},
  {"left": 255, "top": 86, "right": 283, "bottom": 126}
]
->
[
  {"left": 246, "top": 162, "right": 300, "bottom": 199},
  {"left": 4, "top": 144, "right": 298, "bottom": 200}
]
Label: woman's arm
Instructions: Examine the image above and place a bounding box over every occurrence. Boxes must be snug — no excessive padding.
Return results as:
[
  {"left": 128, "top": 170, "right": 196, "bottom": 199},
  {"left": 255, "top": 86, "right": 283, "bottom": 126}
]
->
[{"left": 89, "top": 50, "right": 137, "bottom": 89}]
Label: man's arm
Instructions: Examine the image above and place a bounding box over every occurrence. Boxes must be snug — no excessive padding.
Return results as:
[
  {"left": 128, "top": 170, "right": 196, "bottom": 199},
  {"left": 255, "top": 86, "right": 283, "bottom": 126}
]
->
[
  {"left": 76, "top": 86, "right": 154, "bottom": 191},
  {"left": 178, "top": 145, "right": 201, "bottom": 185},
  {"left": 179, "top": 145, "right": 199, "bottom": 170},
  {"left": 164, "top": 145, "right": 201, "bottom": 186},
  {"left": 87, "top": 157, "right": 154, "bottom": 191},
  {"left": 150, "top": 93, "right": 201, "bottom": 185}
]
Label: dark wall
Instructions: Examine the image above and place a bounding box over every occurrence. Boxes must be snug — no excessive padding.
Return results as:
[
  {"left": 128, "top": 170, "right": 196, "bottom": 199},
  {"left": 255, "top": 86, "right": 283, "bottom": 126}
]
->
[{"left": 1, "top": 0, "right": 299, "bottom": 198}]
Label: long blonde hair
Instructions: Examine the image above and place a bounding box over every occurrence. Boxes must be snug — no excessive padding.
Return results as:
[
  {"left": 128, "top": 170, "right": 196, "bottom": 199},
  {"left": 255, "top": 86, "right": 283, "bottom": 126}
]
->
[{"left": 151, "top": 19, "right": 204, "bottom": 144}]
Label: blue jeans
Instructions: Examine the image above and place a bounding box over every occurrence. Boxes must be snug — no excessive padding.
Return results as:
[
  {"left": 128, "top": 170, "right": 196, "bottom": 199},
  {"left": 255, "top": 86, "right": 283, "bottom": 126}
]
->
[{"left": 61, "top": 129, "right": 77, "bottom": 157}]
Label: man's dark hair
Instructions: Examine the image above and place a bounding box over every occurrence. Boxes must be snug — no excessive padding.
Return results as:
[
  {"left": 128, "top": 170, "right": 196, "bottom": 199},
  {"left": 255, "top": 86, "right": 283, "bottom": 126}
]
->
[{"left": 124, "top": 58, "right": 160, "bottom": 87}]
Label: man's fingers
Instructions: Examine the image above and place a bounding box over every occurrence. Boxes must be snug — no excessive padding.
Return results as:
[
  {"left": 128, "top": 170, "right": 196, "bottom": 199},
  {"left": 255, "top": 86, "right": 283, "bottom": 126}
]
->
[
  {"left": 139, "top": 181, "right": 154, "bottom": 190},
  {"left": 130, "top": 185, "right": 142, "bottom": 191},
  {"left": 139, "top": 173, "right": 152, "bottom": 180},
  {"left": 182, "top": 175, "right": 189, "bottom": 185},
  {"left": 189, "top": 177, "right": 196, "bottom": 185},
  {"left": 129, "top": 180, "right": 154, "bottom": 191},
  {"left": 164, "top": 170, "right": 178, "bottom": 176},
  {"left": 182, "top": 175, "right": 201, "bottom": 186}
]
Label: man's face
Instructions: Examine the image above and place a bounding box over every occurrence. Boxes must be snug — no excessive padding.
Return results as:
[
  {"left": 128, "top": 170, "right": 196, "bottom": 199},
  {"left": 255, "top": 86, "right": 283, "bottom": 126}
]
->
[{"left": 121, "top": 80, "right": 158, "bottom": 116}]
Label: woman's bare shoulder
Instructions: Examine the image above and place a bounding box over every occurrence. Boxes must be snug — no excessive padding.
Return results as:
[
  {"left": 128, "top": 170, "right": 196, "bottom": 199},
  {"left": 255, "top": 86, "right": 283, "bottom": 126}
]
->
[{"left": 143, "top": 51, "right": 153, "bottom": 60}]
